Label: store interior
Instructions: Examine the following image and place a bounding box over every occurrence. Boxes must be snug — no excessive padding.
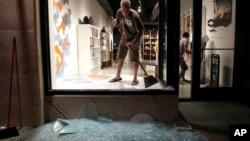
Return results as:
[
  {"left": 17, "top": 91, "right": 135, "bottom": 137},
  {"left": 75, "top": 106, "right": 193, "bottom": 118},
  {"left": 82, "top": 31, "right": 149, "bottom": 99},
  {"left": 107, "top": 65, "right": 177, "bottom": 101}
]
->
[{"left": 48, "top": 0, "right": 235, "bottom": 99}]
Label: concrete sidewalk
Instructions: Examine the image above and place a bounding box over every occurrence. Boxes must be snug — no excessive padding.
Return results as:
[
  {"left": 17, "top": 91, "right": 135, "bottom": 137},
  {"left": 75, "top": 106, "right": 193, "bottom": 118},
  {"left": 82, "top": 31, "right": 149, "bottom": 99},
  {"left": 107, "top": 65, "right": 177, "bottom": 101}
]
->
[{"left": 178, "top": 101, "right": 250, "bottom": 133}]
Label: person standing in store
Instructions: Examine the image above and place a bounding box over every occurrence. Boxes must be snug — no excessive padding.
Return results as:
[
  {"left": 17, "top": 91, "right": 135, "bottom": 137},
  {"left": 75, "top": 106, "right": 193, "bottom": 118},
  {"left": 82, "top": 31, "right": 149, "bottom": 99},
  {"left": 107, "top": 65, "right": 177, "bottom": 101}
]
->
[
  {"left": 109, "top": 0, "right": 144, "bottom": 85},
  {"left": 179, "top": 32, "right": 192, "bottom": 84}
]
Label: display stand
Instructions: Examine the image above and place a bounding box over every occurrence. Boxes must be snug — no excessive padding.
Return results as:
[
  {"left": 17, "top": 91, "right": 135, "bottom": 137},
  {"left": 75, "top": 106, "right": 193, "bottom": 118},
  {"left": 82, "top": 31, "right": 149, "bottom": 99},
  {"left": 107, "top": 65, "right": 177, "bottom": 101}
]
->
[{"left": 210, "top": 54, "right": 220, "bottom": 87}]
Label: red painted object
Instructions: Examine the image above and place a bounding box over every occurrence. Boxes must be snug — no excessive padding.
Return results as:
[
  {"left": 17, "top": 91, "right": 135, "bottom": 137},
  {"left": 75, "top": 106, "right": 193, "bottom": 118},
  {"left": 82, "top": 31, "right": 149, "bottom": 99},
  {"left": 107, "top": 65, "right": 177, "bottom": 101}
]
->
[{"left": 0, "top": 37, "right": 19, "bottom": 139}]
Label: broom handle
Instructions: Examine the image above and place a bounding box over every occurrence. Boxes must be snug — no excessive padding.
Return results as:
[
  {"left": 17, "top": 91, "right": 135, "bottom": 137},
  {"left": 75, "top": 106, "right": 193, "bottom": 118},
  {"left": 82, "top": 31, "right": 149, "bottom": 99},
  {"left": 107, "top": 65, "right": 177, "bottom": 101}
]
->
[
  {"left": 7, "top": 37, "right": 16, "bottom": 127},
  {"left": 128, "top": 44, "right": 148, "bottom": 75},
  {"left": 112, "top": 17, "right": 148, "bottom": 75}
]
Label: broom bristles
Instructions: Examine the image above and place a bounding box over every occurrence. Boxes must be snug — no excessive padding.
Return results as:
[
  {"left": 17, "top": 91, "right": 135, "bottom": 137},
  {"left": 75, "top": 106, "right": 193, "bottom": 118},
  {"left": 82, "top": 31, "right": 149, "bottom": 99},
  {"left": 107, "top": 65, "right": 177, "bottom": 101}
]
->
[{"left": 144, "top": 75, "right": 159, "bottom": 88}]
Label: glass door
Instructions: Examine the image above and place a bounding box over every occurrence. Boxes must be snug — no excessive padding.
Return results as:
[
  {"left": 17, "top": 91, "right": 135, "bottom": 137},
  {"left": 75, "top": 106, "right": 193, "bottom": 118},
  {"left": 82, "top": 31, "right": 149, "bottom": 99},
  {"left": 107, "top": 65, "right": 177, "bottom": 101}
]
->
[
  {"left": 158, "top": 0, "right": 181, "bottom": 90},
  {"left": 179, "top": 0, "right": 193, "bottom": 99},
  {"left": 179, "top": 0, "right": 235, "bottom": 100},
  {"left": 191, "top": 0, "right": 235, "bottom": 100}
]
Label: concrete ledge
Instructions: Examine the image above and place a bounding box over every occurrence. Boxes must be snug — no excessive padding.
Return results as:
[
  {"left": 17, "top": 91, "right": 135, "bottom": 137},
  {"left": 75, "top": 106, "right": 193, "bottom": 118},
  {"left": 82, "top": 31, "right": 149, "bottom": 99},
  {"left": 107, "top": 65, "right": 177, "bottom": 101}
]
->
[{"left": 45, "top": 95, "right": 178, "bottom": 123}]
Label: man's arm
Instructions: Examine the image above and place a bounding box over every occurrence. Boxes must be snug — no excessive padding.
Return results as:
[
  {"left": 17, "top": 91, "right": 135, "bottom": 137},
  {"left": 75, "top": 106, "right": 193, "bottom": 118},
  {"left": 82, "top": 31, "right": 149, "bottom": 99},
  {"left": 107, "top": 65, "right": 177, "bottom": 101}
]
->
[
  {"left": 112, "top": 9, "right": 122, "bottom": 28},
  {"left": 184, "top": 45, "right": 192, "bottom": 54},
  {"left": 132, "top": 28, "right": 143, "bottom": 44},
  {"left": 131, "top": 15, "right": 144, "bottom": 44}
]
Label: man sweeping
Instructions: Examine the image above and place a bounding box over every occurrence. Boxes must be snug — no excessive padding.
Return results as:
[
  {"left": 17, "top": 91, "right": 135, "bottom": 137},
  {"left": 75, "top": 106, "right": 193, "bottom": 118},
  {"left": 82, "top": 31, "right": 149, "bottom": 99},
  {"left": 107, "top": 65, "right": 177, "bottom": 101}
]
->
[{"left": 109, "top": 0, "right": 144, "bottom": 85}]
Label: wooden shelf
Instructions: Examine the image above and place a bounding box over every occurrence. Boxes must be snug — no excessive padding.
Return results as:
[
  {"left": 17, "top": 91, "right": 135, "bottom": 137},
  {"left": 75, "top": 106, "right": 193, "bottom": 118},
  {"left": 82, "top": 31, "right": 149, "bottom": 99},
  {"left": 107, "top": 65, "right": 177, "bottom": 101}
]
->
[{"left": 142, "top": 29, "right": 158, "bottom": 61}]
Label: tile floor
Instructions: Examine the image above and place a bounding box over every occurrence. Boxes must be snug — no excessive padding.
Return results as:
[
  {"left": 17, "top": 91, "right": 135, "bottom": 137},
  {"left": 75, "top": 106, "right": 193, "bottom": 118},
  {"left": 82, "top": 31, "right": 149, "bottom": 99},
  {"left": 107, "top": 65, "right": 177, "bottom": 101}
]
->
[{"left": 56, "top": 62, "right": 164, "bottom": 90}]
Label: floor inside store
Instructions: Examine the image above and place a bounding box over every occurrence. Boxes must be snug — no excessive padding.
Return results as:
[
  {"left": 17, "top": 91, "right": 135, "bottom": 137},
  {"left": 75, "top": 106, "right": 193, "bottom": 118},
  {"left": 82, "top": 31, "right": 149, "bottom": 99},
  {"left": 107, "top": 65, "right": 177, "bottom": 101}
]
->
[
  {"left": 56, "top": 61, "right": 164, "bottom": 90},
  {"left": 56, "top": 61, "right": 197, "bottom": 98}
]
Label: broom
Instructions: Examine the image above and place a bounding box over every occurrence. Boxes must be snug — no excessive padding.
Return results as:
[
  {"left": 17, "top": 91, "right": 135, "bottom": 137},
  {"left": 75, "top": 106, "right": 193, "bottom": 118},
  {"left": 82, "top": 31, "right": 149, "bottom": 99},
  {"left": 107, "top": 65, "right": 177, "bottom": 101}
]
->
[
  {"left": 112, "top": 17, "right": 159, "bottom": 88},
  {"left": 0, "top": 37, "right": 19, "bottom": 139}
]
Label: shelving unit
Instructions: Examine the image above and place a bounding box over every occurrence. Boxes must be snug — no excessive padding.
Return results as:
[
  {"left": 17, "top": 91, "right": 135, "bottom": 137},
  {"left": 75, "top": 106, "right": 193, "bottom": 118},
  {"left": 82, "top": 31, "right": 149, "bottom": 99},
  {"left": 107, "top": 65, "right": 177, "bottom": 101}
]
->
[
  {"left": 77, "top": 24, "right": 100, "bottom": 75},
  {"left": 142, "top": 29, "right": 158, "bottom": 61},
  {"left": 100, "top": 32, "right": 112, "bottom": 69}
]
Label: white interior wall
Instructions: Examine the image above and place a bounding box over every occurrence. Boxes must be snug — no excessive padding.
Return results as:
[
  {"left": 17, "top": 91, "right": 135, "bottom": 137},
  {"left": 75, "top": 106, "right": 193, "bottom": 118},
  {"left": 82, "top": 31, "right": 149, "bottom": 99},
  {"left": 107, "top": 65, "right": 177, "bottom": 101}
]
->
[
  {"left": 77, "top": 0, "right": 113, "bottom": 32},
  {"left": 49, "top": 0, "right": 112, "bottom": 89},
  {"left": 203, "top": 0, "right": 236, "bottom": 86},
  {"left": 200, "top": 6, "right": 207, "bottom": 81}
]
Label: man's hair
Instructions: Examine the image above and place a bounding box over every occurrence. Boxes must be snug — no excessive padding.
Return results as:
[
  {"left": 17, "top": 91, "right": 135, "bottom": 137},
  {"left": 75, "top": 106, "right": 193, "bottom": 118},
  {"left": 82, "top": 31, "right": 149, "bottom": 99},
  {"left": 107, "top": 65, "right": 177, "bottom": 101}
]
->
[
  {"left": 120, "top": 0, "right": 131, "bottom": 8},
  {"left": 183, "top": 32, "right": 190, "bottom": 38}
]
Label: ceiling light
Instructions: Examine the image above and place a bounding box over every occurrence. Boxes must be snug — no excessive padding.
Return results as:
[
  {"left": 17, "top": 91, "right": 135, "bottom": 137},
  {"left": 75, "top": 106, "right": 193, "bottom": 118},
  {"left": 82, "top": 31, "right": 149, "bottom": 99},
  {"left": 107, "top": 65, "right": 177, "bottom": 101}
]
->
[
  {"left": 137, "top": 0, "right": 142, "bottom": 13},
  {"left": 137, "top": 6, "right": 142, "bottom": 13}
]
